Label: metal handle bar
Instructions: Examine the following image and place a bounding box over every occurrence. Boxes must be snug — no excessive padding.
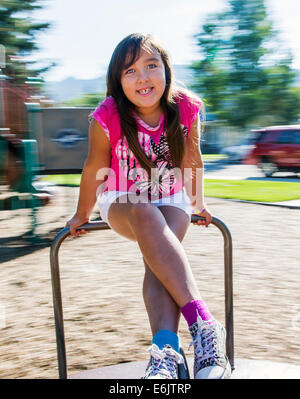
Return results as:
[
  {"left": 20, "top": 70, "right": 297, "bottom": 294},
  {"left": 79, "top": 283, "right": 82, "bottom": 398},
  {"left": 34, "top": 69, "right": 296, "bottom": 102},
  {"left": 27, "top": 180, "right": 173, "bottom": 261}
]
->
[{"left": 50, "top": 215, "right": 234, "bottom": 379}]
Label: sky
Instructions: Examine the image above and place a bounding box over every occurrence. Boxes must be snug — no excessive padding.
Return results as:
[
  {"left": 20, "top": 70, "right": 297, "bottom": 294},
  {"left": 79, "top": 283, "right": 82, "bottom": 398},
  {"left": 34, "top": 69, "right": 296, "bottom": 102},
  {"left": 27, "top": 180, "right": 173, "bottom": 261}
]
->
[{"left": 23, "top": 0, "right": 300, "bottom": 82}]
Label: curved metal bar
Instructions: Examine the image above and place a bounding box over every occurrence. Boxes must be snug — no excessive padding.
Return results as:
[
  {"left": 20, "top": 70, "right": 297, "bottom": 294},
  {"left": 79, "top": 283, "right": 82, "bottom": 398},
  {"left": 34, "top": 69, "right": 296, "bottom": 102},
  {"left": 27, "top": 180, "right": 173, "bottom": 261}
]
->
[
  {"left": 210, "top": 216, "right": 234, "bottom": 370},
  {"left": 50, "top": 216, "right": 234, "bottom": 379},
  {"left": 49, "top": 221, "right": 109, "bottom": 379}
]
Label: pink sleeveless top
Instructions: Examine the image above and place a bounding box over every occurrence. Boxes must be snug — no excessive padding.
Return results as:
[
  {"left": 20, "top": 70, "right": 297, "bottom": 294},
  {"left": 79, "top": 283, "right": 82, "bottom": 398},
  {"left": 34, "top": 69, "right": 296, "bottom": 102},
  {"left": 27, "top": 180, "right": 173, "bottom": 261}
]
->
[{"left": 92, "top": 92, "right": 201, "bottom": 199}]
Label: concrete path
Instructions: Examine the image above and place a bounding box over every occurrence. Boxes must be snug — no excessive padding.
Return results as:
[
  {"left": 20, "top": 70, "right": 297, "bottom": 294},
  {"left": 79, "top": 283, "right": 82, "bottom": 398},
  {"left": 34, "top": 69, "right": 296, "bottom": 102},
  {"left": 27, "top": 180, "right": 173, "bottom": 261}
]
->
[{"left": 227, "top": 198, "right": 300, "bottom": 209}]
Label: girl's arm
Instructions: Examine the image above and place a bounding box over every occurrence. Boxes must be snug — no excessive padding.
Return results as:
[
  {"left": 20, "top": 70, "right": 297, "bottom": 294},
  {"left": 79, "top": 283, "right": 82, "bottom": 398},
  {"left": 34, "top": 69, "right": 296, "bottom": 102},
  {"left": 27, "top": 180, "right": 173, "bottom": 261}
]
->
[
  {"left": 66, "top": 118, "right": 111, "bottom": 236},
  {"left": 182, "top": 114, "right": 212, "bottom": 227}
]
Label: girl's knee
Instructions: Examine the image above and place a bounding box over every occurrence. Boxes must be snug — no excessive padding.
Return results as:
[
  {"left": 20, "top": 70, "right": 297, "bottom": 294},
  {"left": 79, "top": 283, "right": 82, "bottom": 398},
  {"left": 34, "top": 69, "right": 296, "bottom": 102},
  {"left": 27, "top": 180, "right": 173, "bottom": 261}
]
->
[{"left": 129, "top": 203, "right": 162, "bottom": 229}]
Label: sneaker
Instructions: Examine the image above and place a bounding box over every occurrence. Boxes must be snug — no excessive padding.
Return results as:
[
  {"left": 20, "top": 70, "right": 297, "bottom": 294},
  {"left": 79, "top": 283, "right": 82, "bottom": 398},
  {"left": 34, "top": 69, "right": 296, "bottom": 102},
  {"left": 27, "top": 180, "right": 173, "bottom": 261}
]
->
[
  {"left": 189, "top": 311, "right": 232, "bottom": 379},
  {"left": 143, "top": 344, "right": 184, "bottom": 379}
]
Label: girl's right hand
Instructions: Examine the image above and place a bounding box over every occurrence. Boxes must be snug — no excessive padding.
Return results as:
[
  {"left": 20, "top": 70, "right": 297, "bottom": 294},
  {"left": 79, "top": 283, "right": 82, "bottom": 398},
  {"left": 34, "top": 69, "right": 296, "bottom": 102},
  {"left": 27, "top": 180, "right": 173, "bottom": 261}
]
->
[{"left": 65, "top": 214, "right": 89, "bottom": 237}]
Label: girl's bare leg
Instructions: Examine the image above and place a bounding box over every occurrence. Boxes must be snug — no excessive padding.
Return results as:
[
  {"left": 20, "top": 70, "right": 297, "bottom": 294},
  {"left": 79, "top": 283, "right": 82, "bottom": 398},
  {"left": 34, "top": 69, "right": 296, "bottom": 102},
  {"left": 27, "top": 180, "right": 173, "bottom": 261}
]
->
[
  {"left": 142, "top": 262, "right": 180, "bottom": 334},
  {"left": 142, "top": 205, "right": 190, "bottom": 335},
  {"left": 107, "top": 195, "right": 200, "bottom": 308}
]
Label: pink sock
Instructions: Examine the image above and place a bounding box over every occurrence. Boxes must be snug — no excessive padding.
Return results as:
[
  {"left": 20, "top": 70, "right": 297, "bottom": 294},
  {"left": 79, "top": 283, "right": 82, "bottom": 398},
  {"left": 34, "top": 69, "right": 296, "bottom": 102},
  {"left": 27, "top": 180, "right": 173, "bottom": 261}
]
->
[{"left": 181, "top": 299, "right": 213, "bottom": 326}]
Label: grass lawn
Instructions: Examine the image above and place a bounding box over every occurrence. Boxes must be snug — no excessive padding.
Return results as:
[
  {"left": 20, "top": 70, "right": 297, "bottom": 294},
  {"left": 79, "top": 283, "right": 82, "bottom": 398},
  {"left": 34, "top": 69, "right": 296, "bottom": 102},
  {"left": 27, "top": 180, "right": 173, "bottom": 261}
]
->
[
  {"left": 42, "top": 175, "right": 300, "bottom": 203},
  {"left": 205, "top": 179, "right": 300, "bottom": 202},
  {"left": 43, "top": 174, "right": 81, "bottom": 186},
  {"left": 202, "top": 154, "right": 227, "bottom": 160}
]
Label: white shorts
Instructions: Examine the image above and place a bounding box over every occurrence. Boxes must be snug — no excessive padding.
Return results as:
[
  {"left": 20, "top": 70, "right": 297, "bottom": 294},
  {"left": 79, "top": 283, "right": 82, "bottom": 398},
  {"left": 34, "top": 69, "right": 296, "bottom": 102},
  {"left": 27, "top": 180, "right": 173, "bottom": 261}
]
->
[{"left": 98, "top": 189, "right": 192, "bottom": 228}]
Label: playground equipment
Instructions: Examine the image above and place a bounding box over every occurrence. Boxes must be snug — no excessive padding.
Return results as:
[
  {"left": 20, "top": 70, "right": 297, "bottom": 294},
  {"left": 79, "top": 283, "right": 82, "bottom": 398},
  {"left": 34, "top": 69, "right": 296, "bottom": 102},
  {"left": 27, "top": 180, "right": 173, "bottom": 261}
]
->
[
  {"left": 0, "top": 52, "right": 52, "bottom": 240},
  {"left": 50, "top": 214, "right": 234, "bottom": 379},
  {"left": 0, "top": 130, "right": 46, "bottom": 239},
  {"left": 0, "top": 101, "right": 92, "bottom": 240},
  {"left": 50, "top": 214, "right": 300, "bottom": 379},
  {"left": 1, "top": 62, "right": 95, "bottom": 236}
]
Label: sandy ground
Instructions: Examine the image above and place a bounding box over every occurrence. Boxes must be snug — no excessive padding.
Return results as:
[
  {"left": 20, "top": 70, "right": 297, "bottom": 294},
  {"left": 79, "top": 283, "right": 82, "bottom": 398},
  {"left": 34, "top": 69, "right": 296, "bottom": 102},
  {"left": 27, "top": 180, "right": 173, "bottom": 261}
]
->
[{"left": 0, "top": 185, "right": 299, "bottom": 379}]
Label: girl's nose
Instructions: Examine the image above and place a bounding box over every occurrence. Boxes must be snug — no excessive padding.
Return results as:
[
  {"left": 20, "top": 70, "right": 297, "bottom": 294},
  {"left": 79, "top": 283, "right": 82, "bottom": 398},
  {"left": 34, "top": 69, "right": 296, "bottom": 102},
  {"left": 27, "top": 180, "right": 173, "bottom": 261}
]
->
[{"left": 137, "top": 69, "right": 149, "bottom": 83}]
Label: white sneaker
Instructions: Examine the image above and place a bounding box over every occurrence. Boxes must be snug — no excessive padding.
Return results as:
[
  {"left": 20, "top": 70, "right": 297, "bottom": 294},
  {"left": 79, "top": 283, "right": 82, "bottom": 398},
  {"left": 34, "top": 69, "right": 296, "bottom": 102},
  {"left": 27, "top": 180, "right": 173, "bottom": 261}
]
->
[
  {"left": 189, "top": 311, "right": 232, "bottom": 379},
  {"left": 143, "top": 344, "right": 184, "bottom": 379}
]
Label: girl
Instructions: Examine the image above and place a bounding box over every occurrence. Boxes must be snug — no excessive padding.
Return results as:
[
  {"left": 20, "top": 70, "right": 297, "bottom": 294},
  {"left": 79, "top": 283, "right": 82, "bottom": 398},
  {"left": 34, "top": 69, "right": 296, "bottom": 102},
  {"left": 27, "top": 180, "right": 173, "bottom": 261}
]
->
[{"left": 66, "top": 33, "right": 231, "bottom": 379}]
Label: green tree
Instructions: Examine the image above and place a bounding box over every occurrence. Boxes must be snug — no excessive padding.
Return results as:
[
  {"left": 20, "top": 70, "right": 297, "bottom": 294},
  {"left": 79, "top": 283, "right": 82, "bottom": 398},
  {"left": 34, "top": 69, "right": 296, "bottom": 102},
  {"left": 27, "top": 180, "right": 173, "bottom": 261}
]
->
[
  {"left": 192, "top": 0, "right": 300, "bottom": 128},
  {"left": 0, "top": 0, "right": 55, "bottom": 83}
]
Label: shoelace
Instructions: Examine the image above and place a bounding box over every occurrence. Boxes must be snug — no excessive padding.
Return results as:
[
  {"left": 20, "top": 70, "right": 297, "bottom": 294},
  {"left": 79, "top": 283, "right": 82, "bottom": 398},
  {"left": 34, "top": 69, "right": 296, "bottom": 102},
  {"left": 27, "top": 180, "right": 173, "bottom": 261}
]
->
[
  {"left": 145, "top": 344, "right": 184, "bottom": 378},
  {"left": 189, "top": 311, "right": 221, "bottom": 363}
]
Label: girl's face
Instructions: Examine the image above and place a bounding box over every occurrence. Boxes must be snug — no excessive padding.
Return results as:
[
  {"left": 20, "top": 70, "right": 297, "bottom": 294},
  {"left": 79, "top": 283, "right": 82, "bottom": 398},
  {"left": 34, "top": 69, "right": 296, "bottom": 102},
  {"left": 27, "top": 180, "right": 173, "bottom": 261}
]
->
[{"left": 120, "top": 48, "right": 166, "bottom": 114}]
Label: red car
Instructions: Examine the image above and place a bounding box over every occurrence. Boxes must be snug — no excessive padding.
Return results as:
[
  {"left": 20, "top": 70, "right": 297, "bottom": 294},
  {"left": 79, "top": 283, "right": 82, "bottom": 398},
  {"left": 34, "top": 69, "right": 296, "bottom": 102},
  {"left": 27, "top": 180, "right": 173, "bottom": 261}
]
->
[{"left": 243, "top": 125, "right": 300, "bottom": 177}]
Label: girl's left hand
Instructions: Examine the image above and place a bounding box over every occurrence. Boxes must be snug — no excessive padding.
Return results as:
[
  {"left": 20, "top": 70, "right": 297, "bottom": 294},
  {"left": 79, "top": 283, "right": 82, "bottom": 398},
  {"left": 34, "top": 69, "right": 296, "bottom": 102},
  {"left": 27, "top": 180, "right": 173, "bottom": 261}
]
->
[{"left": 193, "top": 207, "right": 212, "bottom": 228}]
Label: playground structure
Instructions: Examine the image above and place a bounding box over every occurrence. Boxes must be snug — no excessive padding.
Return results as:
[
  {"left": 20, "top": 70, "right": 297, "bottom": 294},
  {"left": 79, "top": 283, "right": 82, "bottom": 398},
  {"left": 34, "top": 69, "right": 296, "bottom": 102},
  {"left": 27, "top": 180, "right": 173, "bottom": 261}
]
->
[
  {"left": 50, "top": 215, "right": 300, "bottom": 379},
  {"left": 50, "top": 214, "right": 234, "bottom": 379},
  {"left": 0, "top": 62, "right": 93, "bottom": 239},
  {"left": 0, "top": 57, "right": 48, "bottom": 238},
  {"left": 0, "top": 130, "right": 44, "bottom": 239}
]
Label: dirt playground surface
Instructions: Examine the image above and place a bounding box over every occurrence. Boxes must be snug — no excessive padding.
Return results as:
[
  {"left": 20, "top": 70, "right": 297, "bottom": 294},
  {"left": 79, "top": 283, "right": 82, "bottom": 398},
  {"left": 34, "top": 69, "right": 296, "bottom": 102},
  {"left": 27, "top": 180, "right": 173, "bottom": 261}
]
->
[{"left": 0, "top": 185, "right": 299, "bottom": 379}]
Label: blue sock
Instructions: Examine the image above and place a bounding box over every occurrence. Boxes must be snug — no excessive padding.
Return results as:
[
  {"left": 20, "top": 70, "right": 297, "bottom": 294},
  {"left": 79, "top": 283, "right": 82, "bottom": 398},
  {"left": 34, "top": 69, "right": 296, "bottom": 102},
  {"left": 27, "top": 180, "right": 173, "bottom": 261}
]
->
[{"left": 152, "top": 330, "right": 180, "bottom": 353}]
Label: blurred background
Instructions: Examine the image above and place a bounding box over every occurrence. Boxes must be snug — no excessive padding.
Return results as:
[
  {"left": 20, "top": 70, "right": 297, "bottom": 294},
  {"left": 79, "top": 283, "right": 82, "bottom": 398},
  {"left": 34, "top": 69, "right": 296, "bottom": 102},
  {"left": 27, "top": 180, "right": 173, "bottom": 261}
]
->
[
  {"left": 1, "top": 0, "right": 300, "bottom": 237},
  {"left": 0, "top": 0, "right": 300, "bottom": 229}
]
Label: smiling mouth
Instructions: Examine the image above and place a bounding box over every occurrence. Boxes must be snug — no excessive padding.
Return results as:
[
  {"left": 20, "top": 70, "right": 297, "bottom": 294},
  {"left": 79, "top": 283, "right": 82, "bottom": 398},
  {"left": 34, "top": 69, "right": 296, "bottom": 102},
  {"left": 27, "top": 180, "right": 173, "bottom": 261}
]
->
[{"left": 137, "top": 87, "right": 153, "bottom": 95}]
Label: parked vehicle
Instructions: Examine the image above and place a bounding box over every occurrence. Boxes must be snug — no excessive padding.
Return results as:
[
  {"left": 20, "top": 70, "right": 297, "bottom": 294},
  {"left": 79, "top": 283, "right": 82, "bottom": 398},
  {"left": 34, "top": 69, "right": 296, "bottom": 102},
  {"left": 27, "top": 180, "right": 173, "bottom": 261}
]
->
[
  {"left": 243, "top": 125, "right": 300, "bottom": 177},
  {"left": 221, "top": 135, "right": 256, "bottom": 162}
]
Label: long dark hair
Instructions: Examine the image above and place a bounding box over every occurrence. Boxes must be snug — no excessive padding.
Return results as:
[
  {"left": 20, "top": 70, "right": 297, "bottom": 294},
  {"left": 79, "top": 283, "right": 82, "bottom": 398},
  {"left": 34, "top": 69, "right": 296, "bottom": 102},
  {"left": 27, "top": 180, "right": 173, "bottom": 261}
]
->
[{"left": 106, "top": 33, "right": 186, "bottom": 177}]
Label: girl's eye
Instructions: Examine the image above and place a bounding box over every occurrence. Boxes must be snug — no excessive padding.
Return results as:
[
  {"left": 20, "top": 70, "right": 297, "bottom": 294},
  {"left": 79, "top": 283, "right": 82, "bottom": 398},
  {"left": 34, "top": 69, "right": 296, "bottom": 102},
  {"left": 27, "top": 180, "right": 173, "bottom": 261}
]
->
[
  {"left": 125, "top": 68, "right": 135, "bottom": 75},
  {"left": 148, "top": 64, "right": 157, "bottom": 69}
]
